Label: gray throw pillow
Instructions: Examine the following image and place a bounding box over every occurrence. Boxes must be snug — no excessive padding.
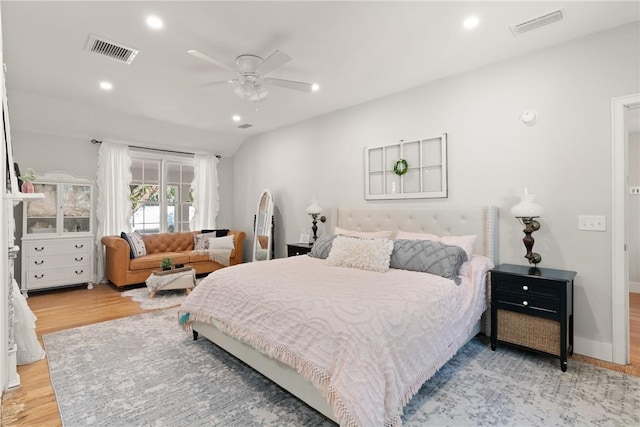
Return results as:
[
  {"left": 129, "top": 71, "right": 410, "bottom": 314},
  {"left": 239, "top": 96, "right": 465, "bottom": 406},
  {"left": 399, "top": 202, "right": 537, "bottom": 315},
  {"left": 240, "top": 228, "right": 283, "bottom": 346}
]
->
[
  {"left": 308, "top": 234, "right": 336, "bottom": 259},
  {"left": 390, "top": 239, "right": 468, "bottom": 285}
]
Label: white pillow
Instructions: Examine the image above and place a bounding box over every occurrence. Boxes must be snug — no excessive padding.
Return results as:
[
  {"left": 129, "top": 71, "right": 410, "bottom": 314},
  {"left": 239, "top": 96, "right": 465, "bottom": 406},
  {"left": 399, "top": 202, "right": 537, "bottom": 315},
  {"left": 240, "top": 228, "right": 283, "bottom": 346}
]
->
[
  {"left": 334, "top": 226, "right": 393, "bottom": 239},
  {"left": 395, "top": 231, "right": 440, "bottom": 241},
  {"left": 208, "top": 235, "right": 235, "bottom": 250},
  {"left": 326, "top": 236, "right": 394, "bottom": 273}
]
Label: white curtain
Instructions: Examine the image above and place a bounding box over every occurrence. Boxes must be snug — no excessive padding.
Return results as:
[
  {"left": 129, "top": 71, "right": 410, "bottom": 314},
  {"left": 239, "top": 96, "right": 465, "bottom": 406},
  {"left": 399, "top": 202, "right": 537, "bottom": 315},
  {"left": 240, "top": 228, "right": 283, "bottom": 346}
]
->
[
  {"left": 95, "top": 142, "right": 132, "bottom": 282},
  {"left": 190, "top": 154, "right": 219, "bottom": 230}
]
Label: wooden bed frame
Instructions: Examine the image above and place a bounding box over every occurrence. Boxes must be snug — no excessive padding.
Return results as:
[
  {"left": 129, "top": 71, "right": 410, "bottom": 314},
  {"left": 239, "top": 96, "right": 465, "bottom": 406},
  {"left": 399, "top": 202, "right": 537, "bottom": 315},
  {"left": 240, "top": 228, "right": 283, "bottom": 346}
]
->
[{"left": 192, "top": 206, "right": 499, "bottom": 423}]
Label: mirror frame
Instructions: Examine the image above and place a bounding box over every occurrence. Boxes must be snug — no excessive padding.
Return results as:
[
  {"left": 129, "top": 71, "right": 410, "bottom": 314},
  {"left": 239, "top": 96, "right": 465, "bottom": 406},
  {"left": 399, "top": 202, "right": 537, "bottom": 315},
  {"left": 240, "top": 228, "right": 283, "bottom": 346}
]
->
[{"left": 252, "top": 189, "right": 274, "bottom": 262}]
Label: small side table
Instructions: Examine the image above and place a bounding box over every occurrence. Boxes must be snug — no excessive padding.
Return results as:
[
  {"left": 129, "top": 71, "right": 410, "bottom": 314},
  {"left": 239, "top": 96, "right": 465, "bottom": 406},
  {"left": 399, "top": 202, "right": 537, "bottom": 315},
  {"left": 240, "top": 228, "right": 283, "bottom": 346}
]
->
[
  {"left": 490, "top": 263, "right": 576, "bottom": 372},
  {"left": 287, "top": 243, "right": 313, "bottom": 257}
]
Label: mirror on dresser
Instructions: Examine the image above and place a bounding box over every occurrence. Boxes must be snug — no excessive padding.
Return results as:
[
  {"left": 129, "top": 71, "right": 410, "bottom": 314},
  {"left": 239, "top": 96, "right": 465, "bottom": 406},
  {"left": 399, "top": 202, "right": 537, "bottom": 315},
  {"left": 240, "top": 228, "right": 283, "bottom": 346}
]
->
[{"left": 252, "top": 189, "right": 274, "bottom": 261}]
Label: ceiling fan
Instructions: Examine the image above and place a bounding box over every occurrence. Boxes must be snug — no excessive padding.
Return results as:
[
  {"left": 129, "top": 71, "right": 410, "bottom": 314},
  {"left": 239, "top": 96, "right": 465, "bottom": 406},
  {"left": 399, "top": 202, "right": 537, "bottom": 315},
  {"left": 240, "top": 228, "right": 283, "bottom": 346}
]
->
[{"left": 187, "top": 49, "right": 318, "bottom": 101}]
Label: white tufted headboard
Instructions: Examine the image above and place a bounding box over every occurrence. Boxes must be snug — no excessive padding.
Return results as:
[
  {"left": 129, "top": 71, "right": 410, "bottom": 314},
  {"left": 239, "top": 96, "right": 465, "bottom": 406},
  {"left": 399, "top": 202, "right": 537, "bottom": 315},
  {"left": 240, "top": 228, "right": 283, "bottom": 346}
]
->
[{"left": 330, "top": 206, "right": 498, "bottom": 263}]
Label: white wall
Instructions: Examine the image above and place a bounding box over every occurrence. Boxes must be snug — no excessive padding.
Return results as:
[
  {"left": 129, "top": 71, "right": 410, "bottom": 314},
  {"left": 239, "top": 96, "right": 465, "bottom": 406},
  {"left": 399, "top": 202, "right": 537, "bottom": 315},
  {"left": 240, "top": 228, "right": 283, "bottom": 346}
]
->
[{"left": 233, "top": 22, "right": 640, "bottom": 360}]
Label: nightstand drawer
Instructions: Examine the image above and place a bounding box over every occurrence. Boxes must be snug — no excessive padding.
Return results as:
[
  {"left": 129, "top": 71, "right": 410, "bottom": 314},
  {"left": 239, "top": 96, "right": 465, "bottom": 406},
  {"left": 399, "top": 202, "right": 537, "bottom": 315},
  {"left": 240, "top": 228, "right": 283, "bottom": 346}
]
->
[
  {"left": 494, "top": 276, "right": 560, "bottom": 299},
  {"left": 495, "top": 291, "right": 559, "bottom": 316},
  {"left": 287, "top": 243, "right": 313, "bottom": 257}
]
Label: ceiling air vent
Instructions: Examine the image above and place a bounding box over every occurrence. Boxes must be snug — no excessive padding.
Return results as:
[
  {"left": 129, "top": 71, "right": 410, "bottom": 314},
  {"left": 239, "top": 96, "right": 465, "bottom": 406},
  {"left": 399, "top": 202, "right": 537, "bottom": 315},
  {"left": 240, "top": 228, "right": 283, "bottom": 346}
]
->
[
  {"left": 237, "top": 123, "right": 253, "bottom": 129},
  {"left": 509, "top": 9, "right": 564, "bottom": 37},
  {"left": 85, "top": 34, "right": 139, "bottom": 64}
]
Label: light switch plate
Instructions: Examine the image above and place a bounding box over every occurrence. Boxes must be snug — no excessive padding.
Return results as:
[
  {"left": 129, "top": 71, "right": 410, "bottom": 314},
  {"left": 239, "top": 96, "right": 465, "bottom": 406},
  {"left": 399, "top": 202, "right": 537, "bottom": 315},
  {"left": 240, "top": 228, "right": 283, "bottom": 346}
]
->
[
  {"left": 630, "top": 186, "right": 640, "bottom": 195},
  {"left": 578, "top": 215, "right": 606, "bottom": 231}
]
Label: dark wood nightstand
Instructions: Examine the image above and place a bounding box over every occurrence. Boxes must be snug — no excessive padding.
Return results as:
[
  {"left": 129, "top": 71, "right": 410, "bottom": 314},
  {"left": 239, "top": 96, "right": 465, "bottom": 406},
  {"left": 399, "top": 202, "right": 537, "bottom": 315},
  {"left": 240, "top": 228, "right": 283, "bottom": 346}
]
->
[
  {"left": 287, "top": 243, "right": 313, "bottom": 257},
  {"left": 490, "top": 263, "right": 576, "bottom": 372}
]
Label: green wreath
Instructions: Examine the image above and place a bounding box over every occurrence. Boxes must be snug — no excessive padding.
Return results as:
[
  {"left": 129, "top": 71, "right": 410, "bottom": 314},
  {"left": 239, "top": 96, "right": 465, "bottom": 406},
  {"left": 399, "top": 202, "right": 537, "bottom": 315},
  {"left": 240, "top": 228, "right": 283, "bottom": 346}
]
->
[{"left": 393, "top": 159, "right": 408, "bottom": 176}]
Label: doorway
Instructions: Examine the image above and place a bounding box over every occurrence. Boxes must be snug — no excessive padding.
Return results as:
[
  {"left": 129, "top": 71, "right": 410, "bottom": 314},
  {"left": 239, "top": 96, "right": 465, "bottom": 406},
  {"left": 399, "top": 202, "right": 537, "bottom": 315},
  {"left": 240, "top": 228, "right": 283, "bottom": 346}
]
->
[{"left": 612, "top": 93, "right": 640, "bottom": 365}]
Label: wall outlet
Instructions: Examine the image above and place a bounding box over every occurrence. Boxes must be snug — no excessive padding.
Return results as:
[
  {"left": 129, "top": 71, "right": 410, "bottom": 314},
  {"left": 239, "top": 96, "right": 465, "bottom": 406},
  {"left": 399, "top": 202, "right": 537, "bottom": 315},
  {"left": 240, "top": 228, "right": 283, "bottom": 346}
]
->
[
  {"left": 578, "top": 215, "right": 606, "bottom": 231},
  {"left": 630, "top": 186, "right": 640, "bottom": 195}
]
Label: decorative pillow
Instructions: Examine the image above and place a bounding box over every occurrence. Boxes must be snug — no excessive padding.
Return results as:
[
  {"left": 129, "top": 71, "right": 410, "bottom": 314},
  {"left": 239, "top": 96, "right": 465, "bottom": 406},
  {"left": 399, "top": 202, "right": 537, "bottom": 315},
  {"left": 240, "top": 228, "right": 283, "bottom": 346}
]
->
[
  {"left": 326, "top": 236, "right": 394, "bottom": 273},
  {"left": 194, "top": 233, "right": 211, "bottom": 250},
  {"left": 121, "top": 231, "right": 147, "bottom": 259},
  {"left": 309, "top": 234, "right": 336, "bottom": 259},
  {"left": 393, "top": 231, "right": 477, "bottom": 274},
  {"left": 439, "top": 235, "right": 477, "bottom": 262},
  {"left": 334, "top": 226, "right": 393, "bottom": 239},
  {"left": 208, "top": 235, "right": 235, "bottom": 250},
  {"left": 201, "top": 229, "right": 229, "bottom": 237},
  {"left": 390, "top": 239, "right": 468, "bottom": 285}
]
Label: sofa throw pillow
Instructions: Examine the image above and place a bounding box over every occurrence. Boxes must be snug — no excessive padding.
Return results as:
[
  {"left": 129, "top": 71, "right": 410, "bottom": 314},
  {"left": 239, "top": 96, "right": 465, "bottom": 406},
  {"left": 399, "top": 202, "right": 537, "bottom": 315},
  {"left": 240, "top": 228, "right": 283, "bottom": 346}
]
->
[
  {"left": 390, "top": 239, "right": 468, "bottom": 285},
  {"left": 309, "top": 234, "right": 336, "bottom": 259},
  {"left": 121, "top": 231, "right": 147, "bottom": 259},
  {"left": 326, "top": 236, "right": 394, "bottom": 273},
  {"left": 208, "top": 235, "right": 235, "bottom": 250},
  {"left": 194, "top": 233, "right": 211, "bottom": 250},
  {"left": 201, "top": 229, "right": 229, "bottom": 237}
]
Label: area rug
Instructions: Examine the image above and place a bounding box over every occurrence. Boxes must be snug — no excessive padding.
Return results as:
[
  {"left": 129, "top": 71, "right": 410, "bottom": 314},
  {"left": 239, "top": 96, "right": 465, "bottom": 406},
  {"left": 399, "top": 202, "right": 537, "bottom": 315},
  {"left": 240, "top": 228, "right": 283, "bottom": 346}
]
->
[
  {"left": 43, "top": 309, "right": 640, "bottom": 427},
  {"left": 121, "top": 287, "right": 189, "bottom": 310}
]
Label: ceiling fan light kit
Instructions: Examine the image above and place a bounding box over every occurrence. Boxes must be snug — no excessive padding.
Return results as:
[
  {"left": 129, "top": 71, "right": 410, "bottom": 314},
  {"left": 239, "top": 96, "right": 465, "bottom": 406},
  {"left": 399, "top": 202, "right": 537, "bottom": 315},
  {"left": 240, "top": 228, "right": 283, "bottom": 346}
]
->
[{"left": 188, "top": 49, "right": 316, "bottom": 102}]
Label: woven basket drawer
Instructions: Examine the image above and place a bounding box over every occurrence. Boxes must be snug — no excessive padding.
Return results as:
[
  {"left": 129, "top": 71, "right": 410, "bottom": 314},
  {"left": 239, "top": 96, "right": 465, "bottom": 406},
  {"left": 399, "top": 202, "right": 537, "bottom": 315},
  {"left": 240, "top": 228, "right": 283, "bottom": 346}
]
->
[{"left": 497, "top": 309, "right": 560, "bottom": 356}]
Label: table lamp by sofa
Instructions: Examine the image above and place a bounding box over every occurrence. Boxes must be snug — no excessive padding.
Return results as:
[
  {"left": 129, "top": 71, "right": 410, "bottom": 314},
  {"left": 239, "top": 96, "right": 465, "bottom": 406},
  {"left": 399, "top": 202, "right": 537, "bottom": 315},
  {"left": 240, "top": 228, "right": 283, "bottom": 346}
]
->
[
  {"left": 306, "top": 200, "right": 326, "bottom": 241},
  {"left": 511, "top": 188, "right": 544, "bottom": 265}
]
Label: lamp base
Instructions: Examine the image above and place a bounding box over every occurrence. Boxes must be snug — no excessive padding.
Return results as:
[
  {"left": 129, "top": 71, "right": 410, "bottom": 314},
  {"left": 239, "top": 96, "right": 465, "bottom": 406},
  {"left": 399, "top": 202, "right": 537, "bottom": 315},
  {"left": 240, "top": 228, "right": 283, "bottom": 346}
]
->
[
  {"left": 519, "top": 217, "right": 541, "bottom": 265},
  {"left": 526, "top": 252, "right": 542, "bottom": 265},
  {"left": 310, "top": 214, "right": 327, "bottom": 241}
]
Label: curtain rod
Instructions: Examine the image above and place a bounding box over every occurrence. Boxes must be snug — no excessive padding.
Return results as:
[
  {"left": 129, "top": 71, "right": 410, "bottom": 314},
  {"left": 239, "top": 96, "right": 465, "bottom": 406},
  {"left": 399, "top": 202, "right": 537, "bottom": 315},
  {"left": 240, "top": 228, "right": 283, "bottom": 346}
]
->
[{"left": 90, "top": 139, "right": 221, "bottom": 158}]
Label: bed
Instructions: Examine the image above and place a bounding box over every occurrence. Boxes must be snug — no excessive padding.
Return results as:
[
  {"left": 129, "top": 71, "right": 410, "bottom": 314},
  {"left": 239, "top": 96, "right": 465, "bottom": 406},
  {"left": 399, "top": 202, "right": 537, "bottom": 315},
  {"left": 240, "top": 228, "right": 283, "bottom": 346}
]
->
[{"left": 179, "top": 206, "right": 498, "bottom": 426}]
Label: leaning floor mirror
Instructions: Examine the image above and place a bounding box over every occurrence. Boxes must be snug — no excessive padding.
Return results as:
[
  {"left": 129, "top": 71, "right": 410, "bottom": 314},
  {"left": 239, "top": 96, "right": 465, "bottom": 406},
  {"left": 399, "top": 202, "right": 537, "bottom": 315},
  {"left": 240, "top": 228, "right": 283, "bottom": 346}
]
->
[{"left": 252, "top": 189, "right": 274, "bottom": 261}]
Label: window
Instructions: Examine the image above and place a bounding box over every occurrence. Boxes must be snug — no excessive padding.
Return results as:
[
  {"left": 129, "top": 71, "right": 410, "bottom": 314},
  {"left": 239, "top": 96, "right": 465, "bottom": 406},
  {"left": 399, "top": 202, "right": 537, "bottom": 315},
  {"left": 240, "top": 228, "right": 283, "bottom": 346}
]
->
[{"left": 129, "top": 153, "right": 195, "bottom": 234}]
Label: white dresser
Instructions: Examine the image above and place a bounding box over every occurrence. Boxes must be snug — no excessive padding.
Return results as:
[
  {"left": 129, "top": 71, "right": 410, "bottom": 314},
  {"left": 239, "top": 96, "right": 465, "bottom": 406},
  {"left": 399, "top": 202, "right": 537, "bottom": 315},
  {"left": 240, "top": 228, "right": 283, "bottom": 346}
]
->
[{"left": 21, "top": 172, "right": 95, "bottom": 296}]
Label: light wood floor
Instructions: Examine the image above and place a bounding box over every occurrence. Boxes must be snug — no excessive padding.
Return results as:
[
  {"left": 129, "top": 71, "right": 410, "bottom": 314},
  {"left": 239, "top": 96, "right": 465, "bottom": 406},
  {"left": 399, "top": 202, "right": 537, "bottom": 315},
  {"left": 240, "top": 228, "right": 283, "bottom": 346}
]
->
[{"left": 2, "top": 285, "right": 640, "bottom": 426}]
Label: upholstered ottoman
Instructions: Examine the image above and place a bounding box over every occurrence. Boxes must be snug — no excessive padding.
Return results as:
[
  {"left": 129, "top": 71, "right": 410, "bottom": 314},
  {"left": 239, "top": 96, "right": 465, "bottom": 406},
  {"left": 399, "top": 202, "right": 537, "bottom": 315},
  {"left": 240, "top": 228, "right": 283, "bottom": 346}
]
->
[{"left": 145, "top": 266, "right": 196, "bottom": 298}]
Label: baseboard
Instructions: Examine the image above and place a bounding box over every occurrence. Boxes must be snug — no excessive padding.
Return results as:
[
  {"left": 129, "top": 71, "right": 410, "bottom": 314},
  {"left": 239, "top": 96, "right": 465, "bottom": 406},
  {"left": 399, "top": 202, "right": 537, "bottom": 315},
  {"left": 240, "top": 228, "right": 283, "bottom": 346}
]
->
[
  {"left": 573, "top": 336, "right": 613, "bottom": 363},
  {"left": 630, "top": 281, "right": 640, "bottom": 294}
]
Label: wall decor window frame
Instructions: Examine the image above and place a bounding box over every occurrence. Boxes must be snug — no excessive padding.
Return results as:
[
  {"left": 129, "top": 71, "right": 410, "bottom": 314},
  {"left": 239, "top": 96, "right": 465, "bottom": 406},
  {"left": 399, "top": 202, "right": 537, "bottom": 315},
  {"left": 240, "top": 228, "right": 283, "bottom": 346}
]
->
[{"left": 364, "top": 133, "right": 448, "bottom": 200}]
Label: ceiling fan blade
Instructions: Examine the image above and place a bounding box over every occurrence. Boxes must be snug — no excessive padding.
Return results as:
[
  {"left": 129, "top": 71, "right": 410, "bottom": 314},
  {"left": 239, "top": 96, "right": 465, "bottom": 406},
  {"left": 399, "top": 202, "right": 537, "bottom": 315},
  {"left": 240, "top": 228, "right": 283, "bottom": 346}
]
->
[
  {"left": 256, "top": 50, "right": 291, "bottom": 75},
  {"left": 264, "top": 78, "right": 313, "bottom": 92},
  {"left": 200, "top": 79, "right": 239, "bottom": 88},
  {"left": 187, "top": 50, "right": 236, "bottom": 72}
]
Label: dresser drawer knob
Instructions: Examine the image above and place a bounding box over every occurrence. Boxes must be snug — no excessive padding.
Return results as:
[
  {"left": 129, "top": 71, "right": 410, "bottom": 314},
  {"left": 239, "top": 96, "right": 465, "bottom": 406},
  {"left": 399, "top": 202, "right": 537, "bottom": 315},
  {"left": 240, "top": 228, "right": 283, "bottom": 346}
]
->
[
  {"left": 522, "top": 285, "right": 528, "bottom": 291},
  {"left": 75, "top": 244, "right": 84, "bottom": 249},
  {"left": 522, "top": 301, "right": 529, "bottom": 306},
  {"left": 75, "top": 257, "right": 83, "bottom": 262},
  {"left": 75, "top": 269, "right": 84, "bottom": 275},
  {"left": 34, "top": 260, "right": 44, "bottom": 265},
  {"left": 34, "top": 274, "right": 44, "bottom": 279},
  {"left": 34, "top": 247, "right": 44, "bottom": 252}
]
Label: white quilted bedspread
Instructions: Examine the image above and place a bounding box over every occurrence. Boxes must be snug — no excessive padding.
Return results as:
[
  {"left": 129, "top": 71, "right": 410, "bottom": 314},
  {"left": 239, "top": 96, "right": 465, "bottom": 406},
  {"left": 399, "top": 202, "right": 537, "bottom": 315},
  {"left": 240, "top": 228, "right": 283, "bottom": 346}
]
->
[{"left": 179, "top": 255, "right": 492, "bottom": 427}]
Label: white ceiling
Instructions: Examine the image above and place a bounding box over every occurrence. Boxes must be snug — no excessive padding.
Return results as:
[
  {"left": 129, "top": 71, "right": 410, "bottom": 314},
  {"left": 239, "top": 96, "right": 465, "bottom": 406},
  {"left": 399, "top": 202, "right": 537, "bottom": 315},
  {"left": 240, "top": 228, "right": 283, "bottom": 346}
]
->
[{"left": 2, "top": 1, "right": 638, "bottom": 156}]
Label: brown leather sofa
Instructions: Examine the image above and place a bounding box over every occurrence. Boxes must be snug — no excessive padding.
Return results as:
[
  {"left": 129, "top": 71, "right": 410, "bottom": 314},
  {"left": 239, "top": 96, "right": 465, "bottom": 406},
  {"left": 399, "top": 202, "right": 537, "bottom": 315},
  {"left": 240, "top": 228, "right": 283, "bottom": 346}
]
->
[{"left": 101, "top": 230, "right": 246, "bottom": 287}]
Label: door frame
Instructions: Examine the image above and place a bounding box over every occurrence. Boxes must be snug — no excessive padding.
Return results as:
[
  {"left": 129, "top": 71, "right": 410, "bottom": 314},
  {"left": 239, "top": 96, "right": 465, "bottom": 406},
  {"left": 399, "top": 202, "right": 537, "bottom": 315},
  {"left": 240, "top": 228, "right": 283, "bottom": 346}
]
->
[{"left": 612, "top": 93, "right": 640, "bottom": 365}]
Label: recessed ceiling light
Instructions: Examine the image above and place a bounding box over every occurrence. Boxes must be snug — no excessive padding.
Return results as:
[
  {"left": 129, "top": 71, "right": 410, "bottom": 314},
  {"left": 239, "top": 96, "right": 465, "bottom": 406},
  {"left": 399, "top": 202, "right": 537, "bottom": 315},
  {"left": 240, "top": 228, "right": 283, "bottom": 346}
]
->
[
  {"left": 463, "top": 16, "right": 479, "bottom": 29},
  {"left": 311, "top": 83, "right": 320, "bottom": 92},
  {"left": 99, "top": 81, "right": 113, "bottom": 91},
  {"left": 146, "top": 15, "right": 164, "bottom": 30},
  {"left": 232, "top": 115, "right": 241, "bottom": 122}
]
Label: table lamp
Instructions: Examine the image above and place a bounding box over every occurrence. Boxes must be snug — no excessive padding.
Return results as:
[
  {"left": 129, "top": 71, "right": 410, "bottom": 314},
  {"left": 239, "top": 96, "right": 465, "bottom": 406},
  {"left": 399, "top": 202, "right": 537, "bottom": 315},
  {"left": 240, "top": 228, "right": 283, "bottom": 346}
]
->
[{"left": 511, "top": 188, "right": 544, "bottom": 265}]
